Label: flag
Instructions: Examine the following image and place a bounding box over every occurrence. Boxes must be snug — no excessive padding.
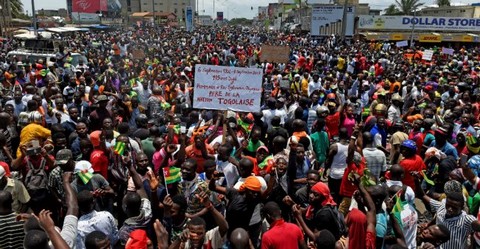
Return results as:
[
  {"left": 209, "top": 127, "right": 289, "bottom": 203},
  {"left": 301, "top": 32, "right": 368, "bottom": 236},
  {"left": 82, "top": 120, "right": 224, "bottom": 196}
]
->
[
  {"left": 258, "top": 155, "right": 274, "bottom": 170},
  {"left": 422, "top": 170, "right": 435, "bottom": 185},
  {"left": 114, "top": 141, "right": 126, "bottom": 156},
  {"left": 78, "top": 170, "right": 93, "bottom": 184},
  {"left": 172, "top": 124, "right": 181, "bottom": 135},
  {"left": 392, "top": 189, "right": 404, "bottom": 214},
  {"left": 237, "top": 118, "right": 253, "bottom": 135},
  {"left": 163, "top": 167, "right": 181, "bottom": 185}
]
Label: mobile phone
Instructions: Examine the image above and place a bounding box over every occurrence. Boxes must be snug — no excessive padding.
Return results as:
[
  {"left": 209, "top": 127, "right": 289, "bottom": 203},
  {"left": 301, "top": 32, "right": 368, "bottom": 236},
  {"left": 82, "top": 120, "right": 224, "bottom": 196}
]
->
[
  {"left": 180, "top": 122, "right": 187, "bottom": 134},
  {"left": 460, "top": 154, "right": 468, "bottom": 167}
]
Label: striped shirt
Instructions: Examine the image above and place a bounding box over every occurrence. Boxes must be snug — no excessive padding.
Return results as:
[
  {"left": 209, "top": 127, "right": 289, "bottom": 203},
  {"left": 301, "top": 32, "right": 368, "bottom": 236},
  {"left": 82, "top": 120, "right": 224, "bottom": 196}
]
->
[
  {"left": 430, "top": 199, "right": 476, "bottom": 249},
  {"left": 0, "top": 212, "right": 25, "bottom": 249}
]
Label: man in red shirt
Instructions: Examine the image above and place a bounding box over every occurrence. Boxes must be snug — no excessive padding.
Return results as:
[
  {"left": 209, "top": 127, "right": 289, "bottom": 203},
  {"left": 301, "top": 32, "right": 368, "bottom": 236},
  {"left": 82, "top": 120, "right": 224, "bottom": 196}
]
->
[
  {"left": 89, "top": 130, "right": 109, "bottom": 180},
  {"left": 325, "top": 97, "right": 343, "bottom": 139},
  {"left": 261, "top": 201, "right": 307, "bottom": 249},
  {"left": 399, "top": 139, "right": 426, "bottom": 191}
]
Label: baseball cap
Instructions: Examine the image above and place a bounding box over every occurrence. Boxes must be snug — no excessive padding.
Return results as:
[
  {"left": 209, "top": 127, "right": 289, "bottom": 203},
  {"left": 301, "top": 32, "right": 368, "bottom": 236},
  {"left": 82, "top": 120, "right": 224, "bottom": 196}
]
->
[
  {"left": 90, "top": 130, "right": 103, "bottom": 147},
  {"left": 401, "top": 140, "right": 417, "bottom": 151},
  {"left": 55, "top": 149, "right": 73, "bottom": 166},
  {"left": 96, "top": 95, "right": 109, "bottom": 103},
  {"left": 256, "top": 146, "right": 269, "bottom": 153}
]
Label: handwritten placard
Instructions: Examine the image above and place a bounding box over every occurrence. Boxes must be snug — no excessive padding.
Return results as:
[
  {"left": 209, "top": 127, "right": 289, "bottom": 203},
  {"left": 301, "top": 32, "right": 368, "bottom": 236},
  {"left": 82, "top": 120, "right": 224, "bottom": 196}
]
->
[
  {"left": 193, "top": 65, "right": 263, "bottom": 112},
  {"left": 261, "top": 45, "right": 291, "bottom": 63},
  {"left": 422, "top": 49, "right": 434, "bottom": 61}
]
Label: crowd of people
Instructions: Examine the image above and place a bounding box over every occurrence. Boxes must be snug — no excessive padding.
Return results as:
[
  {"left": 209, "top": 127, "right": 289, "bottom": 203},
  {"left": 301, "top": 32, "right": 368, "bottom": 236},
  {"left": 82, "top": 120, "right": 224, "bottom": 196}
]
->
[{"left": 0, "top": 24, "right": 479, "bottom": 249}]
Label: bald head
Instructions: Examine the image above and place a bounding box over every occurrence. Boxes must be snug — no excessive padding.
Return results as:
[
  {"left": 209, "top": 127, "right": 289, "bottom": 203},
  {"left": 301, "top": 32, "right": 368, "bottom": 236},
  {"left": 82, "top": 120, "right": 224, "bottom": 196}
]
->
[
  {"left": 390, "top": 164, "right": 404, "bottom": 181},
  {"left": 230, "top": 228, "right": 250, "bottom": 249},
  {"left": 0, "top": 190, "right": 13, "bottom": 211}
]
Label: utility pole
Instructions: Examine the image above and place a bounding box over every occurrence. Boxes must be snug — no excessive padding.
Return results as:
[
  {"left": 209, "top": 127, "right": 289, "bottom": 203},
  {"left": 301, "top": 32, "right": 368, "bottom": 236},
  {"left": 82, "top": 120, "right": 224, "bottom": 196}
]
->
[
  {"left": 151, "top": 0, "right": 155, "bottom": 24},
  {"left": 32, "top": 0, "right": 38, "bottom": 36},
  {"left": 213, "top": 0, "right": 215, "bottom": 20},
  {"left": 341, "top": 0, "right": 348, "bottom": 43},
  {"left": 410, "top": 9, "right": 416, "bottom": 48}
]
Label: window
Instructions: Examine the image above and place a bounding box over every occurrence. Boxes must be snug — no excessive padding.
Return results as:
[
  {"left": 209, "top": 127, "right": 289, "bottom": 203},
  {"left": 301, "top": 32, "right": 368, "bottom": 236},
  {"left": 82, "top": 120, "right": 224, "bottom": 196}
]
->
[
  {"left": 447, "top": 10, "right": 451, "bottom": 13},
  {"left": 434, "top": 11, "right": 438, "bottom": 13}
]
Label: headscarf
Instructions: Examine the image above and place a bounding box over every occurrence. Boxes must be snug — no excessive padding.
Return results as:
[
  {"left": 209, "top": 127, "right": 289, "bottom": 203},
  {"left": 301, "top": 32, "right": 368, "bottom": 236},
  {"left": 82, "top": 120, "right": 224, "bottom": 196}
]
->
[
  {"left": 90, "top": 130, "right": 103, "bottom": 147},
  {"left": 239, "top": 176, "right": 262, "bottom": 192},
  {"left": 468, "top": 155, "right": 480, "bottom": 177},
  {"left": 306, "top": 182, "right": 336, "bottom": 219}
]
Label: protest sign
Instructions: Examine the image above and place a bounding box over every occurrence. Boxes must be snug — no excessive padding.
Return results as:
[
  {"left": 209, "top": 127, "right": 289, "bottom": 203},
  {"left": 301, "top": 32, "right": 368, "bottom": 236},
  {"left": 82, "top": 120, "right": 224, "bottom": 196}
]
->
[
  {"left": 442, "top": 47, "right": 454, "bottom": 55},
  {"left": 132, "top": 49, "right": 145, "bottom": 60},
  {"left": 193, "top": 65, "right": 263, "bottom": 112},
  {"left": 261, "top": 45, "right": 290, "bottom": 63},
  {"left": 422, "top": 49, "right": 434, "bottom": 61},
  {"left": 396, "top": 40, "right": 408, "bottom": 47}
]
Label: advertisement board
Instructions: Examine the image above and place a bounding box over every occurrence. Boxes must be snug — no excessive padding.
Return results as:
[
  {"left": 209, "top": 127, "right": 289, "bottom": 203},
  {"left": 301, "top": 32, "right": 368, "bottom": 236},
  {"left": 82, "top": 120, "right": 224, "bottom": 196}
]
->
[
  {"left": 217, "top": 12, "right": 224, "bottom": 21},
  {"left": 193, "top": 65, "right": 263, "bottom": 112},
  {"left": 185, "top": 6, "right": 194, "bottom": 32},
  {"left": 310, "top": 5, "right": 355, "bottom": 37},
  {"left": 72, "top": 0, "right": 108, "bottom": 13},
  {"left": 358, "top": 15, "right": 480, "bottom": 32}
]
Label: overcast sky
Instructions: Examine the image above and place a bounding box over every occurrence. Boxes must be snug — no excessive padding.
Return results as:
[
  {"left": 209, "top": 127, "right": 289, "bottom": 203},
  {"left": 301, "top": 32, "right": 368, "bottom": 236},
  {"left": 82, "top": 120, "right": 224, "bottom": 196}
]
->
[{"left": 20, "top": 0, "right": 480, "bottom": 19}]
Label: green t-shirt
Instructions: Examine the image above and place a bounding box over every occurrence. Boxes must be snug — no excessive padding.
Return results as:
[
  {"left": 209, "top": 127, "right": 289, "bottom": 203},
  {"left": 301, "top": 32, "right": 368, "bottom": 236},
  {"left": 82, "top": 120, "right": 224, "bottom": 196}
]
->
[{"left": 310, "top": 131, "right": 329, "bottom": 164}]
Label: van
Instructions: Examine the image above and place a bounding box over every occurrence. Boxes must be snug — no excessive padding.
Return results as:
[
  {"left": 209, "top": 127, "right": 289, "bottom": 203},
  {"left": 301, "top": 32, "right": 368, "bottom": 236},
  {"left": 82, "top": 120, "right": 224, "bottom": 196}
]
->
[{"left": 6, "top": 50, "right": 88, "bottom": 67}]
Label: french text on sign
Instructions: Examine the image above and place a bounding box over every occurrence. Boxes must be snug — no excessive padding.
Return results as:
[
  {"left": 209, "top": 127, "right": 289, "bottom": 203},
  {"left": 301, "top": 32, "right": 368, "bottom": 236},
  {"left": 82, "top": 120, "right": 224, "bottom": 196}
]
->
[{"left": 193, "top": 65, "right": 263, "bottom": 112}]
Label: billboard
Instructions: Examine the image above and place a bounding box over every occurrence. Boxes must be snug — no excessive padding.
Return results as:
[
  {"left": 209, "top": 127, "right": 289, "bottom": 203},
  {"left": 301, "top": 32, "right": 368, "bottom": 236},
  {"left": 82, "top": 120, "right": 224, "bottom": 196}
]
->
[
  {"left": 310, "top": 5, "right": 355, "bottom": 37},
  {"left": 185, "top": 6, "right": 194, "bottom": 32},
  {"left": 217, "top": 12, "right": 224, "bottom": 21},
  {"left": 72, "top": 0, "right": 108, "bottom": 13},
  {"left": 358, "top": 15, "right": 480, "bottom": 32}
]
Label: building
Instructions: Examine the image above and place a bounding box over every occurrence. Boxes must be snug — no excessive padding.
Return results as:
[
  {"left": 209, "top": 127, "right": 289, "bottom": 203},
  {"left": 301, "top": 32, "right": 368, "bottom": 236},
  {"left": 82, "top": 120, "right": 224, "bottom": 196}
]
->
[
  {"left": 418, "top": 5, "right": 480, "bottom": 18},
  {"left": 37, "top": 8, "right": 69, "bottom": 17},
  {"left": 198, "top": 15, "right": 213, "bottom": 26},
  {"left": 138, "top": 0, "right": 195, "bottom": 22}
]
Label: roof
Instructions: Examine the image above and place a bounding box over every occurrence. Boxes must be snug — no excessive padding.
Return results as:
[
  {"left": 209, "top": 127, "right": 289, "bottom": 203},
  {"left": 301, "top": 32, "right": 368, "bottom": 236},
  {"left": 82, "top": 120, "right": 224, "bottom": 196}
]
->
[{"left": 130, "top": 12, "right": 177, "bottom": 18}]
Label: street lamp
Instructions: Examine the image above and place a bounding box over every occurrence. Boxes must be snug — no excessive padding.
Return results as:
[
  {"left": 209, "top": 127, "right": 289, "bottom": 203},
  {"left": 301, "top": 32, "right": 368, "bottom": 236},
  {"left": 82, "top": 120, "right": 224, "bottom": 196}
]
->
[{"left": 410, "top": 8, "right": 417, "bottom": 48}]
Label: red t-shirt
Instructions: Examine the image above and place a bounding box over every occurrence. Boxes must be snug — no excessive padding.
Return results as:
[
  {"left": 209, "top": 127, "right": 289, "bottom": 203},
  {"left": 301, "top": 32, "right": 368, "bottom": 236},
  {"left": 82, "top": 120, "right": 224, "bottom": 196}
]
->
[
  {"left": 399, "top": 155, "right": 426, "bottom": 191},
  {"left": 326, "top": 112, "right": 341, "bottom": 139},
  {"left": 340, "top": 159, "right": 366, "bottom": 198},
  {"left": 261, "top": 219, "right": 304, "bottom": 249},
  {"left": 90, "top": 149, "right": 109, "bottom": 180}
]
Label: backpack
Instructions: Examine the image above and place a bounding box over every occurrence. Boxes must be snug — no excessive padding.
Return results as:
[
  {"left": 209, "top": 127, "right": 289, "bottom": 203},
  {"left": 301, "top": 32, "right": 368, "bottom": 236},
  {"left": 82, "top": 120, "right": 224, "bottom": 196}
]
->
[
  {"left": 324, "top": 206, "right": 348, "bottom": 237},
  {"left": 25, "top": 158, "right": 49, "bottom": 202}
]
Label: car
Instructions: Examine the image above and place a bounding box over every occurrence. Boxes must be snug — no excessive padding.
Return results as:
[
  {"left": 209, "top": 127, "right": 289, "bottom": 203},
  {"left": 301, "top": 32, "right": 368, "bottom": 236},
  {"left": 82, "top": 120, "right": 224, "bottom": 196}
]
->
[{"left": 6, "top": 50, "right": 88, "bottom": 67}]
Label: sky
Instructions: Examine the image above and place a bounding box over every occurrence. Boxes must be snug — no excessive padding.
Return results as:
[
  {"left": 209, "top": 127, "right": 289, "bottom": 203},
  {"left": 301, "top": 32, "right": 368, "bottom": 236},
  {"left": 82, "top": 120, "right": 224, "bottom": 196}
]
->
[{"left": 20, "top": 0, "right": 480, "bottom": 19}]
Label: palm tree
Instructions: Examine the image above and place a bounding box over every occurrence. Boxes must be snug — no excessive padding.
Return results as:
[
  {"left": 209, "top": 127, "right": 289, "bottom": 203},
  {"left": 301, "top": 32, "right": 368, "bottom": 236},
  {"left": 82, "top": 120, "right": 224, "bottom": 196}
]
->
[
  {"left": 395, "top": 0, "right": 423, "bottom": 15},
  {"left": 436, "top": 0, "right": 450, "bottom": 6},
  {"left": 384, "top": 4, "right": 400, "bottom": 15},
  {"left": 8, "top": 0, "right": 24, "bottom": 18}
]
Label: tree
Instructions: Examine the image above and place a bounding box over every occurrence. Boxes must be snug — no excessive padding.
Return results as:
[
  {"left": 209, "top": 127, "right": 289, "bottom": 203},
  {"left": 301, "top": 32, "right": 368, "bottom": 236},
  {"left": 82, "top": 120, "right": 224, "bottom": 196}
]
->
[
  {"left": 436, "top": 0, "right": 450, "bottom": 7},
  {"left": 7, "top": 0, "right": 24, "bottom": 18},
  {"left": 395, "top": 0, "right": 423, "bottom": 15},
  {"left": 384, "top": 4, "right": 400, "bottom": 15}
]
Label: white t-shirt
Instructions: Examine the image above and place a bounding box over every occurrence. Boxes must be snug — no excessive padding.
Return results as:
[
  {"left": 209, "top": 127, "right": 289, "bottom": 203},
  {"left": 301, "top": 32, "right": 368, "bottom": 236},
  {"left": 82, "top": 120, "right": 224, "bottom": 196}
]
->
[
  {"left": 215, "top": 155, "right": 239, "bottom": 188},
  {"left": 397, "top": 202, "right": 418, "bottom": 249}
]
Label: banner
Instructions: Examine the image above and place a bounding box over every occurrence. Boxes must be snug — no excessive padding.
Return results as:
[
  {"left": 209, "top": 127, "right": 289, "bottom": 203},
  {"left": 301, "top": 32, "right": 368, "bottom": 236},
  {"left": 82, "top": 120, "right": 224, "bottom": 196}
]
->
[
  {"left": 310, "top": 5, "right": 355, "bottom": 37},
  {"left": 185, "top": 6, "right": 194, "bottom": 32},
  {"left": 193, "top": 65, "right": 263, "bottom": 112},
  {"left": 72, "top": 0, "right": 108, "bottom": 13},
  {"left": 396, "top": 40, "right": 408, "bottom": 47},
  {"left": 358, "top": 15, "right": 480, "bottom": 32},
  {"left": 260, "top": 45, "right": 290, "bottom": 63},
  {"left": 422, "top": 50, "right": 434, "bottom": 61},
  {"left": 442, "top": 47, "right": 454, "bottom": 55}
]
